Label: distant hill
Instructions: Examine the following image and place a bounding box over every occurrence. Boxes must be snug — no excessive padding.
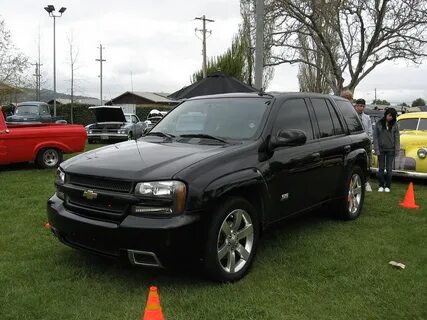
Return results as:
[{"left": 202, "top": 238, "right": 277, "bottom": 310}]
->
[{"left": 6, "top": 87, "right": 98, "bottom": 104}]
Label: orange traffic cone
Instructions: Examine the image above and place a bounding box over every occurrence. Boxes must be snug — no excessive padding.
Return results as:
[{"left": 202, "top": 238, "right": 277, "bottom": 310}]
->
[
  {"left": 44, "top": 222, "right": 51, "bottom": 229},
  {"left": 142, "top": 286, "right": 164, "bottom": 320},
  {"left": 399, "top": 182, "right": 419, "bottom": 209}
]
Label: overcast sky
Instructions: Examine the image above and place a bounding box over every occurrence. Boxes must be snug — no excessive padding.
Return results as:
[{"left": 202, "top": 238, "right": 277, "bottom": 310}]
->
[{"left": 1, "top": 0, "right": 426, "bottom": 104}]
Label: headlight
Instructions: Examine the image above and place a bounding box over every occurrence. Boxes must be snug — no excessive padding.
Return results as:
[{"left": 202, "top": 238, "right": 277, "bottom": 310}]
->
[
  {"left": 55, "top": 168, "right": 65, "bottom": 200},
  {"left": 417, "top": 148, "right": 427, "bottom": 159},
  {"left": 55, "top": 167, "right": 65, "bottom": 184},
  {"left": 134, "top": 181, "right": 186, "bottom": 215}
]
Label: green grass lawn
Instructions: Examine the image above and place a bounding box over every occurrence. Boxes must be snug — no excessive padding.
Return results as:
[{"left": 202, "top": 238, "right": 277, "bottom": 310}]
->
[{"left": 1, "top": 147, "right": 426, "bottom": 320}]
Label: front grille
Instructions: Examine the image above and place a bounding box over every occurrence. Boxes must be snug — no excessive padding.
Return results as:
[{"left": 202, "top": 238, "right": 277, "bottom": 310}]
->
[
  {"left": 68, "top": 174, "right": 133, "bottom": 193},
  {"left": 65, "top": 195, "right": 129, "bottom": 222}
]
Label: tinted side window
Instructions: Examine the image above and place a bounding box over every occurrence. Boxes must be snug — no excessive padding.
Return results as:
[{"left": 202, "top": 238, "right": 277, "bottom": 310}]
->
[
  {"left": 273, "top": 99, "right": 313, "bottom": 140},
  {"left": 335, "top": 100, "right": 364, "bottom": 133},
  {"left": 326, "top": 100, "right": 344, "bottom": 135},
  {"left": 311, "top": 98, "right": 334, "bottom": 138}
]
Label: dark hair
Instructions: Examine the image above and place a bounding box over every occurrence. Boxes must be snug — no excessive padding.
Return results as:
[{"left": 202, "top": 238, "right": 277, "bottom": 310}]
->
[
  {"left": 355, "top": 98, "right": 366, "bottom": 105},
  {"left": 380, "top": 107, "right": 397, "bottom": 130}
]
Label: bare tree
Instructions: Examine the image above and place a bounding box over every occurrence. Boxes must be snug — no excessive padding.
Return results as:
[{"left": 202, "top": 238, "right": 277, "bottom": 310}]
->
[
  {"left": 0, "top": 18, "right": 29, "bottom": 99},
  {"left": 267, "top": 0, "right": 427, "bottom": 94}
]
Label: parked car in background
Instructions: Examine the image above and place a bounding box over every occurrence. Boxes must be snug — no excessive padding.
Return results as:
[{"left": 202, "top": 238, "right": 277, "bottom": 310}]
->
[
  {"left": 364, "top": 108, "right": 384, "bottom": 132},
  {"left": 85, "top": 106, "right": 147, "bottom": 143},
  {"left": 6, "top": 101, "right": 66, "bottom": 123},
  {"left": 144, "top": 109, "right": 168, "bottom": 131},
  {"left": 47, "top": 92, "right": 370, "bottom": 282},
  {"left": 0, "top": 107, "right": 86, "bottom": 168},
  {"left": 371, "top": 112, "right": 427, "bottom": 178}
]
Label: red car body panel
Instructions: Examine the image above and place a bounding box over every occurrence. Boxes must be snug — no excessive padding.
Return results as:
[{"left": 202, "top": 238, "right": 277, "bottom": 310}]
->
[{"left": 0, "top": 107, "right": 87, "bottom": 165}]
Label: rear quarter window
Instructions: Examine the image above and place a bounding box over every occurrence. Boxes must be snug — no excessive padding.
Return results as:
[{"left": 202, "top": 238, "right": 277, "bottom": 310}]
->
[{"left": 335, "top": 100, "right": 364, "bottom": 134}]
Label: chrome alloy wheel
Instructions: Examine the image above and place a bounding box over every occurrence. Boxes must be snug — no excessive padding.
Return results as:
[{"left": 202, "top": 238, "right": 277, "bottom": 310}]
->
[
  {"left": 348, "top": 173, "right": 362, "bottom": 214},
  {"left": 216, "top": 209, "right": 254, "bottom": 274},
  {"left": 43, "top": 149, "right": 59, "bottom": 167}
]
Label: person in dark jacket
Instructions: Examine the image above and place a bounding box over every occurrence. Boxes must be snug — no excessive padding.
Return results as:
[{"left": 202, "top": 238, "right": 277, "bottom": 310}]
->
[{"left": 373, "top": 108, "right": 400, "bottom": 192}]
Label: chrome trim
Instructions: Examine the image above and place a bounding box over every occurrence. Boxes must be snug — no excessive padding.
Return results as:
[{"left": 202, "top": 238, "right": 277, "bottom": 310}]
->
[
  {"left": 127, "top": 250, "right": 164, "bottom": 268},
  {"left": 370, "top": 168, "right": 427, "bottom": 178},
  {"left": 87, "top": 133, "right": 128, "bottom": 138}
]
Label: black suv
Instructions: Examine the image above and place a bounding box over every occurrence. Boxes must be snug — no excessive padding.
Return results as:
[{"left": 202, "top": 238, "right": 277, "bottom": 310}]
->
[{"left": 47, "top": 92, "right": 370, "bottom": 282}]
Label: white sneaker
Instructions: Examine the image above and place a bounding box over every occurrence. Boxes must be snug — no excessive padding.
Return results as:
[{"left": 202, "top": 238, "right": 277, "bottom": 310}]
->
[
  {"left": 385, "top": 187, "right": 390, "bottom": 193},
  {"left": 365, "top": 182, "right": 372, "bottom": 192},
  {"left": 378, "top": 187, "right": 384, "bottom": 192}
]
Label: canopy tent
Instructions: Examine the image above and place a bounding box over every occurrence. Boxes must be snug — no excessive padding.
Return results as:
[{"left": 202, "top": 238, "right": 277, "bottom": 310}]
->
[{"left": 168, "top": 72, "right": 258, "bottom": 100}]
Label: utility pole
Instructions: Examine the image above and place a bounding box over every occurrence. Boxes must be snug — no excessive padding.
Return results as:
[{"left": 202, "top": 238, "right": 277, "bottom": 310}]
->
[
  {"left": 374, "top": 88, "right": 377, "bottom": 108},
  {"left": 32, "top": 63, "right": 42, "bottom": 100},
  {"left": 195, "top": 15, "right": 214, "bottom": 79},
  {"left": 254, "top": 0, "right": 264, "bottom": 90},
  {"left": 96, "top": 44, "right": 106, "bottom": 105}
]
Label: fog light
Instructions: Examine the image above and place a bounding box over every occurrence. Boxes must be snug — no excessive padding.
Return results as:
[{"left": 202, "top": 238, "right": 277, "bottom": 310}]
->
[
  {"left": 417, "top": 148, "right": 427, "bottom": 159},
  {"left": 132, "top": 206, "right": 172, "bottom": 215}
]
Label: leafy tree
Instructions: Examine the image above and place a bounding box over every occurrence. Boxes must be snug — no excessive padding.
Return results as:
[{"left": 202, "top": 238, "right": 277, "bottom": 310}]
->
[
  {"left": 191, "top": 34, "right": 248, "bottom": 83},
  {"left": 266, "top": 0, "right": 427, "bottom": 95},
  {"left": 412, "top": 98, "right": 426, "bottom": 107},
  {"left": 372, "top": 99, "right": 390, "bottom": 106}
]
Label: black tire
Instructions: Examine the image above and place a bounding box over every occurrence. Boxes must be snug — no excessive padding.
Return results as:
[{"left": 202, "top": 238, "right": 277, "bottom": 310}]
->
[
  {"left": 335, "top": 165, "right": 365, "bottom": 220},
  {"left": 204, "top": 197, "right": 259, "bottom": 282},
  {"left": 88, "top": 138, "right": 95, "bottom": 144},
  {"left": 36, "top": 148, "right": 63, "bottom": 169}
]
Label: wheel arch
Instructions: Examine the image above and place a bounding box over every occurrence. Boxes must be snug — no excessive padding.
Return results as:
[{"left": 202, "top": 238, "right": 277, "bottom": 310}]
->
[{"left": 203, "top": 169, "right": 270, "bottom": 232}]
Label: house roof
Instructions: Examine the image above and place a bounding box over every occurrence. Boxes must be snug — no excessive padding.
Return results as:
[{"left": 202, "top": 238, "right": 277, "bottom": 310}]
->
[
  {"left": 168, "top": 72, "right": 258, "bottom": 100},
  {"left": 106, "top": 91, "right": 177, "bottom": 105},
  {"left": 47, "top": 98, "right": 101, "bottom": 105}
]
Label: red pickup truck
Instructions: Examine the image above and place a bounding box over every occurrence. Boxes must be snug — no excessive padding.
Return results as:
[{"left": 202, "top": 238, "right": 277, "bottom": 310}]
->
[{"left": 0, "top": 107, "right": 87, "bottom": 168}]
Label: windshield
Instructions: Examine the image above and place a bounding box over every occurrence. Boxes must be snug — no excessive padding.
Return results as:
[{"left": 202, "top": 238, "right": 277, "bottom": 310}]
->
[
  {"left": 418, "top": 119, "right": 427, "bottom": 130},
  {"left": 398, "top": 118, "right": 419, "bottom": 130},
  {"left": 125, "top": 115, "right": 131, "bottom": 122},
  {"left": 15, "top": 105, "right": 39, "bottom": 115},
  {"left": 151, "top": 97, "right": 271, "bottom": 140}
]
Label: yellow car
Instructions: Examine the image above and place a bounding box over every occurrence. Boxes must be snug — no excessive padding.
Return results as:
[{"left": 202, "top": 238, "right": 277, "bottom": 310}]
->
[{"left": 371, "top": 112, "right": 427, "bottom": 178}]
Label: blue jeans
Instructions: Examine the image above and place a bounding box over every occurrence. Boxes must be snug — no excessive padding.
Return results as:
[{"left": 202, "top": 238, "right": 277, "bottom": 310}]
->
[{"left": 378, "top": 151, "right": 395, "bottom": 188}]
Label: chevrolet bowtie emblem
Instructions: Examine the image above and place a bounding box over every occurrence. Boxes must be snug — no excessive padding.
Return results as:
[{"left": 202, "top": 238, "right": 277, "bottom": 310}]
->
[{"left": 83, "top": 190, "right": 98, "bottom": 200}]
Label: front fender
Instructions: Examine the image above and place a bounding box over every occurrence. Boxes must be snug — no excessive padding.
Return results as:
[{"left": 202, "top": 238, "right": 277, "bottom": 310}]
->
[{"left": 201, "top": 168, "right": 271, "bottom": 224}]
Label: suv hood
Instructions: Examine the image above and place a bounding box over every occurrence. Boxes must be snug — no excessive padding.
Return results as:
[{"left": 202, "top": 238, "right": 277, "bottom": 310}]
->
[
  {"left": 62, "top": 139, "right": 233, "bottom": 180},
  {"left": 89, "top": 106, "right": 126, "bottom": 123}
]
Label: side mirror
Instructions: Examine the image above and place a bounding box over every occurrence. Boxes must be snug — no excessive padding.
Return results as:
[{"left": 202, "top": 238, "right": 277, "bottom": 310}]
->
[{"left": 270, "top": 129, "right": 307, "bottom": 149}]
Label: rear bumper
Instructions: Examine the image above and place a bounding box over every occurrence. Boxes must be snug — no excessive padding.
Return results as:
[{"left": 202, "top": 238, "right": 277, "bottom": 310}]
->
[{"left": 47, "top": 194, "right": 203, "bottom": 267}]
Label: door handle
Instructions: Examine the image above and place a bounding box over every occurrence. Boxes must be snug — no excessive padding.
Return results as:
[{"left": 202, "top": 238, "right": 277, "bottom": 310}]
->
[{"left": 344, "top": 145, "right": 351, "bottom": 154}]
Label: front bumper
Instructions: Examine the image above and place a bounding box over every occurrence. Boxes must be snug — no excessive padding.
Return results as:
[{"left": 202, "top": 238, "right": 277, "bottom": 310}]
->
[
  {"left": 87, "top": 133, "right": 128, "bottom": 141},
  {"left": 47, "top": 194, "right": 203, "bottom": 267}
]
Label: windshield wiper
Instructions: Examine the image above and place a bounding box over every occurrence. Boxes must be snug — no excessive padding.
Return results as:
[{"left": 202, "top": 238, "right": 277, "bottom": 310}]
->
[
  {"left": 146, "top": 131, "right": 175, "bottom": 138},
  {"left": 179, "top": 134, "right": 227, "bottom": 143}
]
